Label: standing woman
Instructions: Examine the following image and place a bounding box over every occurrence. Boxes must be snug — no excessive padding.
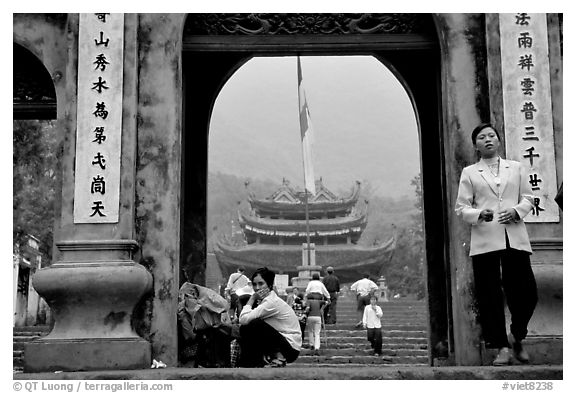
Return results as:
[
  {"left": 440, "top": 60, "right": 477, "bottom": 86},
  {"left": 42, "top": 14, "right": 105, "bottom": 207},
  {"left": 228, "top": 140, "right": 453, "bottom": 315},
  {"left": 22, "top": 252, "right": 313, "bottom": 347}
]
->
[{"left": 456, "top": 123, "right": 538, "bottom": 366}]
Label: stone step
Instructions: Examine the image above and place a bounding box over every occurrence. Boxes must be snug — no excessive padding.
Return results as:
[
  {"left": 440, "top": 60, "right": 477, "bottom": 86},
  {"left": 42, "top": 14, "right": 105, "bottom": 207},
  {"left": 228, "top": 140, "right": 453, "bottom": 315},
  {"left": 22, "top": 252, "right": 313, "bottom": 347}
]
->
[
  {"left": 336, "top": 308, "right": 426, "bottom": 313},
  {"left": 311, "top": 342, "right": 428, "bottom": 350},
  {"left": 13, "top": 350, "right": 24, "bottom": 368},
  {"left": 325, "top": 324, "right": 427, "bottom": 331},
  {"left": 337, "top": 297, "right": 423, "bottom": 302},
  {"left": 336, "top": 311, "right": 427, "bottom": 316},
  {"left": 14, "top": 342, "right": 27, "bottom": 351},
  {"left": 12, "top": 331, "right": 47, "bottom": 337},
  {"left": 308, "top": 336, "right": 428, "bottom": 345},
  {"left": 337, "top": 302, "right": 426, "bottom": 307},
  {"left": 14, "top": 339, "right": 43, "bottom": 351},
  {"left": 13, "top": 335, "right": 42, "bottom": 342},
  {"left": 13, "top": 326, "right": 51, "bottom": 333},
  {"left": 337, "top": 303, "right": 426, "bottom": 309},
  {"left": 336, "top": 310, "right": 426, "bottom": 316},
  {"left": 12, "top": 327, "right": 50, "bottom": 370},
  {"left": 286, "top": 362, "right": 429, "bottom": 368},
  {"left": 294, "top": 355, "right": 429, "bottom": 365},
  {"left": 334, "top": 317, "right": 427, "bottom": 322},
  {"left": 337, "top": 304, "right": 427, "bottom": 309},
  {"left": 331, "top": 315, "right": 427, "bottom": 320},
  {"left": 300, "top": 348, "right": 427, "bottom": 357},
  {"left": 330, "top": 319, "right": 427, "bottom": 324},
  {"left": 322, "top": 330, "right": 427, "bottom": 338}
]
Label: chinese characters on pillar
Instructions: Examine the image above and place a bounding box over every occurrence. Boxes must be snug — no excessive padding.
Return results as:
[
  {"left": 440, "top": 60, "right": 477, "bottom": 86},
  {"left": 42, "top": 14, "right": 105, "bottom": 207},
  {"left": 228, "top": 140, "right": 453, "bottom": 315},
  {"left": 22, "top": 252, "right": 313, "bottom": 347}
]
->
[
  {"left": 499, "top": 13, "right": 559, "bottom": 222},
  {"left": 73, "top": 13, "right": 124, "bottom": 223}
]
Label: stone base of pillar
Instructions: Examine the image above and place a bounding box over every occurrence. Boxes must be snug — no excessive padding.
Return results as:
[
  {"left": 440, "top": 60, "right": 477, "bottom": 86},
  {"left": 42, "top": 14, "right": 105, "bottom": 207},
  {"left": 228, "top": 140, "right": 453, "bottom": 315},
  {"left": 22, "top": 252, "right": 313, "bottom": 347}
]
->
[
  {"left": 24, "top": 337, "right": 151, "bottom": 372},
  {"left": 26, "top": 240, "right": 154, "bottom": 372}
]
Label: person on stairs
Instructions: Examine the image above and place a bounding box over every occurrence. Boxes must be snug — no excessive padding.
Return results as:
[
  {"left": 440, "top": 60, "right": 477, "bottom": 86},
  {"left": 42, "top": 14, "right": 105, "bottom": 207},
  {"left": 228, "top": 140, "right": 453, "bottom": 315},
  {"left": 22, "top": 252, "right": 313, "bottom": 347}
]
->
[
  {"left": 362, "top": 295, "right": 383, "bottom": 356},
  {"left": 350, "top": 273, "right": 378, "bottom": 328},
  {"left": 304, "top": 294, "right": 327, "bottom": 356},
  {"left": 322, "top": 266, "right": 340, "bottom": 324},
  {"left": 225, "top": 266, "right": 250, "bottom": 322},
  {"left": 305, "top": 273, "right": 330, "bottom": 302},
  {"left": 289, "top": 287, "right": 308, "bottom": 342}
]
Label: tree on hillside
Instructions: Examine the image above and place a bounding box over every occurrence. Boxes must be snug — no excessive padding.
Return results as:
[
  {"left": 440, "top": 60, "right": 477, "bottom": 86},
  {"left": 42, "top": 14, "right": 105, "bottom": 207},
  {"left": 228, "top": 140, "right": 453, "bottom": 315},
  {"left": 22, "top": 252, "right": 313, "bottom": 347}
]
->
[
  {"left": 379, "top": 173, "right": 425, "bottom": 299},
  {"left": 357, "top": 179, "right": 417, "bottom": 247},
  {"left": 13, "top": 120, "right": 59, "bottom": 262},
  {"left": 206, "top": 173, "right": 281, "bottom": 251}
]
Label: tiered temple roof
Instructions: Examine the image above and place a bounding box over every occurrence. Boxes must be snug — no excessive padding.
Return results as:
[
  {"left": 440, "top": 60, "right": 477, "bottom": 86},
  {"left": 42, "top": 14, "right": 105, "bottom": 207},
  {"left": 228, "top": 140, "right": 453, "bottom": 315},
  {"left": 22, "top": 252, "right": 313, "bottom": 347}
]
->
[
  {"left": 214, "top": 237, "right": 395, "bottom": 284},
  {"left": 239, "top": 212, "right": 367, "bottom": 242},
  {"left": 242, "top": 178, "right": 366, "bottom": 244},
  {"left": 248, "top": 179, "right": 361, "bottom": 218},
  {"left": 214, "top": 179, "right": 395, "bottom": 282}
]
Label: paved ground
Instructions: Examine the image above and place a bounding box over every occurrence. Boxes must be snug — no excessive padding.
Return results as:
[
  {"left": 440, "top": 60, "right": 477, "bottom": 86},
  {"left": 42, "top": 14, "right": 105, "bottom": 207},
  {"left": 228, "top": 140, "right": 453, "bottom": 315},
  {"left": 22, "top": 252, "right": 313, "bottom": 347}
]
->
[{"left": 14, "top": 365, "right": 562, "bottom": 380}]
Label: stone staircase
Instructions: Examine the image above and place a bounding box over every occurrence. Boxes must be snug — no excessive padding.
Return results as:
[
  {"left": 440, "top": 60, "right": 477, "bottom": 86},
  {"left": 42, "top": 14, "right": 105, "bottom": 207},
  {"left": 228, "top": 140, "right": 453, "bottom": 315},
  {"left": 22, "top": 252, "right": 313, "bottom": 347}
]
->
[
  {"left": 292, "top": 294, "right": 429, "bottom": 367},
  {"left": 13, "top": 326, "right": 51, "bottom": 372},
  {"left": 13, "top": 297, "right": 429, "bottom": 371}
]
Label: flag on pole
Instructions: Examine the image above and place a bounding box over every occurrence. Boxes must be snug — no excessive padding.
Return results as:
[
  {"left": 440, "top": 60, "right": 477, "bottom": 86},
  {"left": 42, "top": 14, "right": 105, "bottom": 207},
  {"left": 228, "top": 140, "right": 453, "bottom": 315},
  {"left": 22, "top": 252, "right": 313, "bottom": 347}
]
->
[{"left": 297, "top": 56, "right": 316, "bottom": 195}]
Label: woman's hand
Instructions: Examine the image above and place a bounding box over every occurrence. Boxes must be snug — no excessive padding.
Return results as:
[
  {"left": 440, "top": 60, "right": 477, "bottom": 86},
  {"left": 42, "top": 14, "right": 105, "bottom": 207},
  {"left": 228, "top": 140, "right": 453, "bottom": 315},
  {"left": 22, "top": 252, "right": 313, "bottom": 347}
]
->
[
  {"left": 498, "top": 208, "right": 519, "bottom": 224},
  {"left": 479, "top": 209, "right": 494, "bottom": 222},
  {"left": 256, "top": 288, "right": 270, "bottom": 299}
]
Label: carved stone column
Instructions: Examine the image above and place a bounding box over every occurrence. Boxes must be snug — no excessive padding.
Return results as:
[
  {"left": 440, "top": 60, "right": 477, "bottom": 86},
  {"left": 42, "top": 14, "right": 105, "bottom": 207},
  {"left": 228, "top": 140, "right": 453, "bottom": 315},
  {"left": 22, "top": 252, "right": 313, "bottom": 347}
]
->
[{"left": 24, "top": 14, "right": 152, "bottom": 372}]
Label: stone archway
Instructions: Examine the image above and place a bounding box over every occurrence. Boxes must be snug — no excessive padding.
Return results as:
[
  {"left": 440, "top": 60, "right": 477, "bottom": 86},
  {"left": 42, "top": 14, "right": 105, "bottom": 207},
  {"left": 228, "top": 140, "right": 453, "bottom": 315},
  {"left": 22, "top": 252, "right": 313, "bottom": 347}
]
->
[
  {"left": 17, "top": 14, "right": 542, "bottom": 371},
  {"left": 180, "top": 13, "right": 451, "bottom": 366}
]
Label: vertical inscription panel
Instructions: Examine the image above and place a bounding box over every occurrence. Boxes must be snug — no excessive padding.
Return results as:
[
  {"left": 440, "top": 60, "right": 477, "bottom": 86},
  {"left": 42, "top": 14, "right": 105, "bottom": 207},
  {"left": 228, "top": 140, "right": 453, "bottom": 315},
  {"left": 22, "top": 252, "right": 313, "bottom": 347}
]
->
[
  {"left": 500, "top": 13, "right": 559, "bottom": 223},
  {"left": 74, "top": 13, "right": 124, "bottom": 223}
]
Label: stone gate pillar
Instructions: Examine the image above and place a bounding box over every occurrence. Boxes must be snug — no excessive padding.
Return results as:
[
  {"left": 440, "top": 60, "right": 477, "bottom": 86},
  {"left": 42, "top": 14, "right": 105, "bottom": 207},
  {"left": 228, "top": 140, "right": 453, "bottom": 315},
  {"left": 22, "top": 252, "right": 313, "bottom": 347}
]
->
[{"left": 24, "top": 13, "right": 153, "bottom": 372}]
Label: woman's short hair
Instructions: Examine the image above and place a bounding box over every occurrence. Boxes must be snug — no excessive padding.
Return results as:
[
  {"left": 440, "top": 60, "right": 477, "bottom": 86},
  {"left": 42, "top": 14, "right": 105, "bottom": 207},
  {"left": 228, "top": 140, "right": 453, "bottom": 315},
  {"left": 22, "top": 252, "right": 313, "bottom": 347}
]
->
[
  {"left": 312, "top": 273, "right": 320, "bottom": 280},
  {"left": 471, "top": 123, "right": 501, "bottom": 144},
  {"left": 252, "top": 267, "right": 275, "bottom": 289}
]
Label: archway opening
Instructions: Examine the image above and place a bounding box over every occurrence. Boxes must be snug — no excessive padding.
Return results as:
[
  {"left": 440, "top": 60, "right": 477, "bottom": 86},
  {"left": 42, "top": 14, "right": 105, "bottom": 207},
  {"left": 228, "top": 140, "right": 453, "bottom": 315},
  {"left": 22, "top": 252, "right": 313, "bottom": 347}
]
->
[
  {"left": 207, "top": 54, "right": 423, "bottom": 290},
  {"left": 181, "top": 13, "right": 450, "bottom": 366},
  {"left": 13, "top": 43, "right": 58, "bottom": 328}
]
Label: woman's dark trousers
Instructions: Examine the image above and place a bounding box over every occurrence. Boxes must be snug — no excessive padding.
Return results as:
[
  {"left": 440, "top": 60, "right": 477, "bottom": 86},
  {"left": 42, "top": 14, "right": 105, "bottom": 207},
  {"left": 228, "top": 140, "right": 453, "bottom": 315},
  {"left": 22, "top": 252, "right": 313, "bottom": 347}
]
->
[
  {"left": 239, "top": 319, "right": 299, "bottom": 367},
  {"left": 472, "top": 246, "right": 538, "bottom": 349}
]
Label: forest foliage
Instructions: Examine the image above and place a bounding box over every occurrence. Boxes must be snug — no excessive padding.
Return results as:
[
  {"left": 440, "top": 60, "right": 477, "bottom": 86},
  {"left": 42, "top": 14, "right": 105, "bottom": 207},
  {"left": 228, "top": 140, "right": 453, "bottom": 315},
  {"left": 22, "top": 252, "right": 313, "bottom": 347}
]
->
[{"left": 13, "top": 120, "right": 59, "bottom": 261}]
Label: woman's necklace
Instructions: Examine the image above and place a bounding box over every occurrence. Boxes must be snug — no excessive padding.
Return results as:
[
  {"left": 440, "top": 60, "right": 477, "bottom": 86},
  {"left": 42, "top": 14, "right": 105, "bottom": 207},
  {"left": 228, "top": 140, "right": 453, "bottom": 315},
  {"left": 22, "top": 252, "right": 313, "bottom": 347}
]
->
[{"left": 487, "top": 158, "right": 501, "bottom": 186}]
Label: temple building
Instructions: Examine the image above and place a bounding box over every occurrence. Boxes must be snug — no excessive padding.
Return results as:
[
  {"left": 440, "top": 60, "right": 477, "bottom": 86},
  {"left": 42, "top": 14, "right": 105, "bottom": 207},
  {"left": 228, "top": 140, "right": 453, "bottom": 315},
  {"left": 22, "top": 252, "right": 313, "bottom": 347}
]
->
[{"left": 214, "top": 179, "right": 395, "bottom": 283}]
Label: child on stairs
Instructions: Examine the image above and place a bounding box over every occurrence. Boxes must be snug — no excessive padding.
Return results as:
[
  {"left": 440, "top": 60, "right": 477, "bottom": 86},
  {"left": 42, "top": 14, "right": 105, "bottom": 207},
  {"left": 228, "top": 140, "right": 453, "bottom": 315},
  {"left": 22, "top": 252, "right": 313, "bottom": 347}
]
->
[{"left": 362, "top": 295, "right": 383, "bottom": 356}]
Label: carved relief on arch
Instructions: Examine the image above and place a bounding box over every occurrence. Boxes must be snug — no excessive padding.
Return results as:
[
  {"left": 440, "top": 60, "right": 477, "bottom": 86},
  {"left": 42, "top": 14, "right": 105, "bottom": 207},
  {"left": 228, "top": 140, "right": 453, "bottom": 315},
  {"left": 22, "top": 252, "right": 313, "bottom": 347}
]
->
[{"left": 184, "top": 13, "right": 436, "bottom": 36}]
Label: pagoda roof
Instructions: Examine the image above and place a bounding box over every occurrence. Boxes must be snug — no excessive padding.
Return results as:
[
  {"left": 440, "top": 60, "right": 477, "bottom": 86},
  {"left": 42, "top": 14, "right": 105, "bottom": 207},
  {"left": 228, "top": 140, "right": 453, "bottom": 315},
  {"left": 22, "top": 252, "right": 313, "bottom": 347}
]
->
[
  {"left": 238, "top": 211, "right": 367, "bottom": 237},
  {"left": 213, "top": 236, "right": 396, "bottom": 283},
  {"left": 248, "top": 179, "right": 361, "bottom": 215}
]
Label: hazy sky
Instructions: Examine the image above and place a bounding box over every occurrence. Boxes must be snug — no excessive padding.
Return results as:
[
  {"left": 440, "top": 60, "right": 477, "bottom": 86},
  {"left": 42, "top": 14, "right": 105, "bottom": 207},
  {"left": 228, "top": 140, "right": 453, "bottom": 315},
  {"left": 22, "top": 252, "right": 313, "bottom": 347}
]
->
[{"left": 208, "top": 55, "right": 421, "bottom": 199}]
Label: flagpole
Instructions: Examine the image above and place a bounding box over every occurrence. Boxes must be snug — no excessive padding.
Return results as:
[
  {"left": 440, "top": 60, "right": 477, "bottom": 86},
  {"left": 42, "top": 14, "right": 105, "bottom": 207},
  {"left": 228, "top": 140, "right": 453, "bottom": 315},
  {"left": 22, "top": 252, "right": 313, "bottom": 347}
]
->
[
  {"left": 304, "top": 188, "right": 311, "bottom": 266},
  {"left": 297, "top": 55, "right": 314, "bottom": 267}
]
